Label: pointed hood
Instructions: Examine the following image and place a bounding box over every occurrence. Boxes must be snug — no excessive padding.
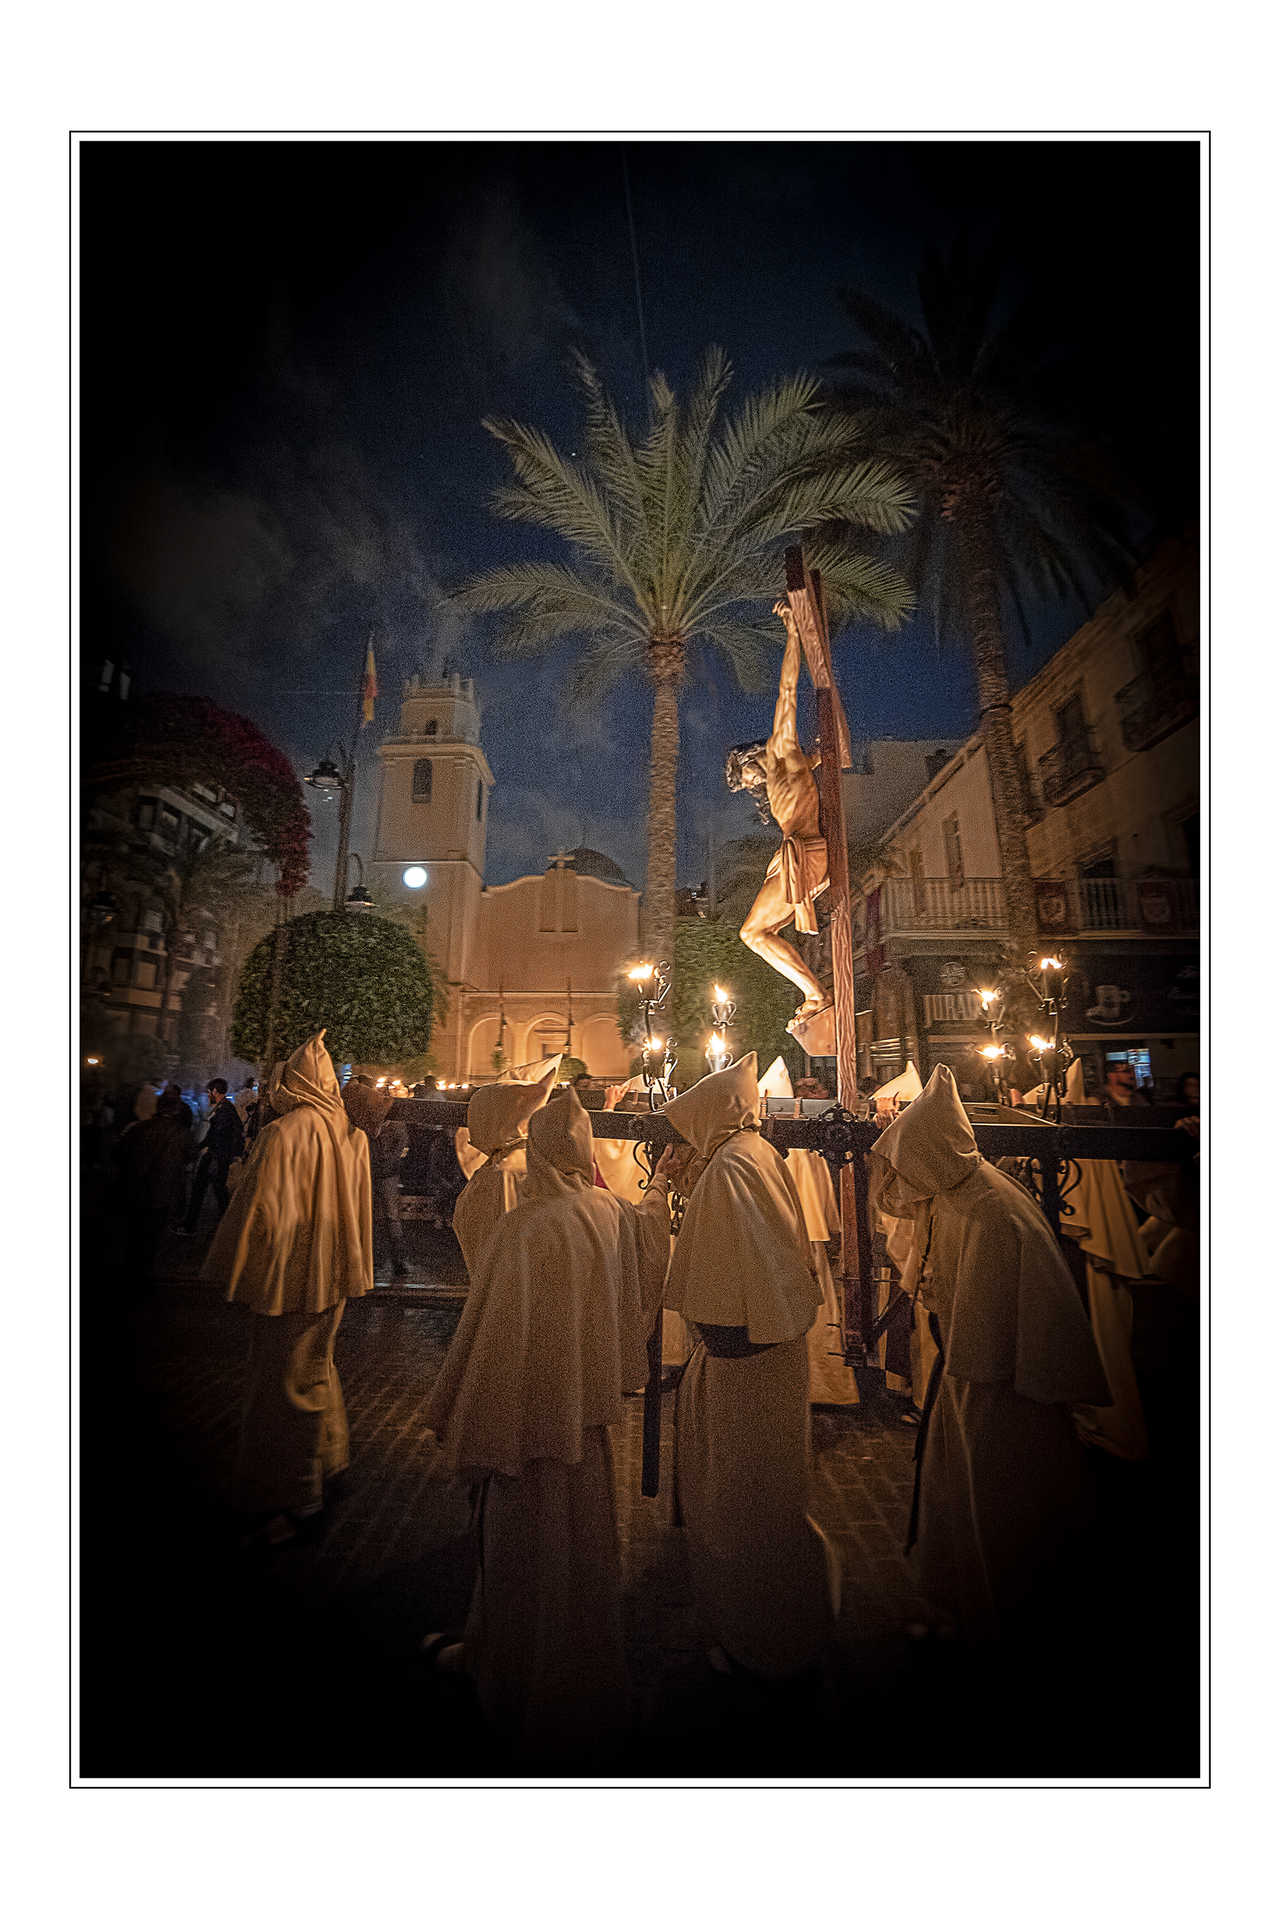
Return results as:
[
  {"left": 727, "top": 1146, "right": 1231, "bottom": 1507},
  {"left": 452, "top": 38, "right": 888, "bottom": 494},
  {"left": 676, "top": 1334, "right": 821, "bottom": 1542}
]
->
[
  {"left": 465, "top": 1068, "right": 555, "bottom": 1159},
  {"left": 666, "top": 1053, "right": 760, "bottom": 1161},
  {"left": 872, "top": 1065, "right": 980, "bottom": 1201},
  {"left": 510, "top": 1054, "right": 562, "bottom": 1085},
  {"left": 758, "top": 1055, "right": 794, "bottom": 1100},
  {"left": 269, "top": 1032, "right": 342, "bottom": 1116},
  {"left": 342, "top": 1076, "right": 395, "bottom": 1135},
  {"left": 525, "top": 1087, "right": 595, "bottom": 1200},
  {"left": 203, "top": 1030, "right": 372, "bottom": 1315},
  {"left": 1064, "top": 1057, "right": 1087, "bottom": 1103},
  {"left": 873, "top": 1060, "right": 923, "bottom": 1107}
]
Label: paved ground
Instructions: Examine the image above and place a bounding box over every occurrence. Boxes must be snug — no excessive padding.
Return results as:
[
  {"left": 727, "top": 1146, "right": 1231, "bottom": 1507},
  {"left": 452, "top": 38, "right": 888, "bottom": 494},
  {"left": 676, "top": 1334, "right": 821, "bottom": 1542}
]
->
[{"left": 77, "top": 1201, "right": 1200, "bottom": 1781}]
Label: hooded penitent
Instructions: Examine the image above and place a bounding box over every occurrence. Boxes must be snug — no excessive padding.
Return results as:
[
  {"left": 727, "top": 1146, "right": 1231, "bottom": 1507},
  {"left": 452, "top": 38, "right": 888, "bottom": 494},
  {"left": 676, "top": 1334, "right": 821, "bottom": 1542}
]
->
[
  {"left": 426, "top": 1088, "right": 670, "bottom": 1479},
  {"left": 202, "top": 1032, "right": 373, "bottom": 1315},
  {"left": 757, "top": 1055, "right": 840, "bottom": 1244},
  {"left": 871, "top": 1065, "right": 1106, "bottom": 1405},
  {"left": 873, "top": 1060, "right": 923, "bottom": 1109},
  {"left": 451, "top": 1062, "right": 559, "bottom": 1276},
  {"left": 664, "top": 1054, "right": 819, "bottom": 1345}
]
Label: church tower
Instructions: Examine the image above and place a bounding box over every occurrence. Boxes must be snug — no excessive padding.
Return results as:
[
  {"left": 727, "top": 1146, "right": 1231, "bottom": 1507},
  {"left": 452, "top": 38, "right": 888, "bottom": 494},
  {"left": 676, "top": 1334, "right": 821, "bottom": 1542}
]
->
[{"left": 370, "top": 672, "right": 493, "bottom": 995}]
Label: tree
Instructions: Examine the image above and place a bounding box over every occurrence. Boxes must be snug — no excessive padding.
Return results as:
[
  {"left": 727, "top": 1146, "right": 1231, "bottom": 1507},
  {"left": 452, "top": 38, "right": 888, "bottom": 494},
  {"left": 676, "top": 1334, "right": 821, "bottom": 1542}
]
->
[
  {"left": 232, "top": 911, "right": 435, "bottom": 1069},
  {"left": 826, "top": 244, "right": 1134, "bottom": 957},
  {"left": 457, "top": 349, "right": 914, "bottom": 970},
  {"left": 617, "top": 917, "right": 806, "bottom": 1088}
]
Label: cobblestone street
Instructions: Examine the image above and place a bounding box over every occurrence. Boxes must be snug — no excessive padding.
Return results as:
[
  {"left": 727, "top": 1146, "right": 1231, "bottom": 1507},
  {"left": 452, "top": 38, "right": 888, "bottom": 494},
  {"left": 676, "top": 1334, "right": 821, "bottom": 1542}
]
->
[{"left": 78, "top": 1208, "right": 1199, "bottom": 1780}]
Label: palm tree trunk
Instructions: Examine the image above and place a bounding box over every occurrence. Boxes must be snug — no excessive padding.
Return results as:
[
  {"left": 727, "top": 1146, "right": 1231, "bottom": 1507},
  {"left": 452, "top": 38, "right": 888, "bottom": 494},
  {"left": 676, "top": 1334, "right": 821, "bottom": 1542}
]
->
[
  {"left": 642, "top": 641, "right": 683, "bottom": 970},
  {"left": 957, "top": 513, "right": 1038, "bottom": 959}
]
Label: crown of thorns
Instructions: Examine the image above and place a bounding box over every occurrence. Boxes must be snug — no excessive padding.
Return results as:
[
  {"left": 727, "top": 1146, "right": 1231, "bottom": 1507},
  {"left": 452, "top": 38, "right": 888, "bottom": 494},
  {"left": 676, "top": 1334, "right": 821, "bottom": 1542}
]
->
[{"left": 724, "top": 740, "right": 768, "bottom": 788}]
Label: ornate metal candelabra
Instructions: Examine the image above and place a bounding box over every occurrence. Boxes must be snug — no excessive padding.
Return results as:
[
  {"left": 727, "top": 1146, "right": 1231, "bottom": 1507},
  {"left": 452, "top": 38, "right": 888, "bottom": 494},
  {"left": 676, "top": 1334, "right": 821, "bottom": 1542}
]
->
[
  {"left": 971, "top": 981, "right": 1014, "bottom": 1104},
  {"left": 706, "top": 982, "right": 736, "bottom": 1072},
  {"left": 1025, "top": 950, "right": 1074, "bottom": 1123}
]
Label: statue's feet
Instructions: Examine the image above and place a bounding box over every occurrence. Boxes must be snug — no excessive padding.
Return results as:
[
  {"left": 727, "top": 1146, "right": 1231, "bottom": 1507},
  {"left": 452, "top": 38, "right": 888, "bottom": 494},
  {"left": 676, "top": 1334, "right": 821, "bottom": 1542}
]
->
[{"left": 788, "top": 998, "right": 833, "bottom": 1035}]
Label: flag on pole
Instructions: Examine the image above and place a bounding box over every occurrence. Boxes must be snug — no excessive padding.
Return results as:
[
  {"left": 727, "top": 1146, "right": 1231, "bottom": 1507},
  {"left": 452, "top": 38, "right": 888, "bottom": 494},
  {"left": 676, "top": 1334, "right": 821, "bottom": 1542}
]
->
[{"left": 360, "top": 643, "right": 378, "bottom": 728}]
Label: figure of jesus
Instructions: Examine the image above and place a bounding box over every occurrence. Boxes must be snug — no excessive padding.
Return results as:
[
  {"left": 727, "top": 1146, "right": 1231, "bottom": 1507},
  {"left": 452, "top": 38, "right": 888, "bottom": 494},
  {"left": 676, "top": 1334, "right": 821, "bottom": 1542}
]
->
[{"left": 725, "top": 603, "right": 832, "bottom": 1035}]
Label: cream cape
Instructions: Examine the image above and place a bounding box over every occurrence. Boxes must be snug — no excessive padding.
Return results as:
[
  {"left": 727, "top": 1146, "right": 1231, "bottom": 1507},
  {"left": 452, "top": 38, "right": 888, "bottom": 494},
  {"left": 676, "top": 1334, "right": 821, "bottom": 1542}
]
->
[
  {"left": 202, "top": 1033, "right": 373, "bottom": 1316},
  {"left": 665, "top": 1055, "right": 820, "bottom": 1345},
  {"left": 871, "top": 1066, "right": 1107, "bottom": 1405},
  {"left": 427, "top": 1089, "right": 671, "bottom": 1476},
  {"left": 452, "top": 1065, "right": 558, "bottom": 1277}
]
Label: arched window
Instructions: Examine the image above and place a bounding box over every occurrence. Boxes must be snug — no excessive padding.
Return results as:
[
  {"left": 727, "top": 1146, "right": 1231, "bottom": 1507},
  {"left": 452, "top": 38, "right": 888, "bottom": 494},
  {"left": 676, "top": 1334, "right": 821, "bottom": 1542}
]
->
[
  {"left": 424, "top": 719, "right": 438, "bottom": 737},
  {"left": 412, "top": 759, "right": 433, "bottom": 803},
  {"left": 476, "top": 779, "right": 483, "bottom": 821}
]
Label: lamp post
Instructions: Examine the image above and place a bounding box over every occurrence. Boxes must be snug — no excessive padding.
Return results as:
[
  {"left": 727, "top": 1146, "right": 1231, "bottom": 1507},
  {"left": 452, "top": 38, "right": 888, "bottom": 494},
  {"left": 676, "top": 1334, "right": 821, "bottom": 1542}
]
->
[
  {"left": 303, "top": 747, "right": 355, "bottom": 912},
  {"left": 344, "top": 853, "right": 374, "bottom": 913}
]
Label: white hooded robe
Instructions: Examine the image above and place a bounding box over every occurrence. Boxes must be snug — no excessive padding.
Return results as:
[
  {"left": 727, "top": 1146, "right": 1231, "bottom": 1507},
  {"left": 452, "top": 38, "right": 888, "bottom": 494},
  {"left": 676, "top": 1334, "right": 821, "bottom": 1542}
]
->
[
  {"left": 665, "top": 1056, "right": 840, "bottom": 1677},
  {"left": 872, "top": 1066, "right": 1109, "bottom": 1638},
  {"left": 201, "top": 1032, "right": 374, "bottom": 1514},
  {"left": 426, "top": 1089, "right": 670, "bottom": 1750},
  {"left": 450, "top": 1062, "right": 558, "bottom": 1279}
]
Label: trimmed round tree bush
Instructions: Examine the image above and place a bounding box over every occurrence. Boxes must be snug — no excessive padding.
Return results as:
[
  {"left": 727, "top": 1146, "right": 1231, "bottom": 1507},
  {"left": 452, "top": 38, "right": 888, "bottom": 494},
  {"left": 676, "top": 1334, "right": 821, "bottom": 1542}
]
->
[{"left": 232, "top": 911, "right": 434, "bottom": 1069}]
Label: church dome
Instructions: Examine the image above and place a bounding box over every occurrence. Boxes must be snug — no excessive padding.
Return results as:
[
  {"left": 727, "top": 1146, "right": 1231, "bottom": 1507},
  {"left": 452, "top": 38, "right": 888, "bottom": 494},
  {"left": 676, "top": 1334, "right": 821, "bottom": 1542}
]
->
[{"left": 550, "top": 846, "right": 632, "bottom": 888}]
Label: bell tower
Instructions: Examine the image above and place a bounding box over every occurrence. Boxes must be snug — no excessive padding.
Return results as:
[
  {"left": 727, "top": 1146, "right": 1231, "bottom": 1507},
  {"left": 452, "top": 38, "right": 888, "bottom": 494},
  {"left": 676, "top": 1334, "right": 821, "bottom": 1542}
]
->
[{"left": 370, "top": 671, "right": 493, "bottom": 993}]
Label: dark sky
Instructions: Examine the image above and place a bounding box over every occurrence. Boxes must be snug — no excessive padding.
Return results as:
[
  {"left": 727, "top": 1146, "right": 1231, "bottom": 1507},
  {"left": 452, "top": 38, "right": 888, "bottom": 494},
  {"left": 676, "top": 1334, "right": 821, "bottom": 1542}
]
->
[{"left": 80, "top": 138, "right": 1199, "bottom": 890}]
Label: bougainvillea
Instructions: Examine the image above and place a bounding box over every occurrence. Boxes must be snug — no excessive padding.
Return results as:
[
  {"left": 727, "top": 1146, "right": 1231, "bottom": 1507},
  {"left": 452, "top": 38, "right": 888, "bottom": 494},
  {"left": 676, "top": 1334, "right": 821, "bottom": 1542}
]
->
[
  {"left": 86, "top": 694, "right": 312, "bottom": 896},
  {"left": 232, "top": 911, "right": 435, "bottom": 1067}
]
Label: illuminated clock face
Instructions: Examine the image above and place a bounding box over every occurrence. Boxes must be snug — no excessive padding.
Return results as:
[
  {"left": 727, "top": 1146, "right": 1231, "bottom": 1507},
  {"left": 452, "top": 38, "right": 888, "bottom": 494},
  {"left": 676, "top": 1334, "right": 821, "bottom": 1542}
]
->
[{"left": 403, "top": 866, "right": 428, "bottom": 889}]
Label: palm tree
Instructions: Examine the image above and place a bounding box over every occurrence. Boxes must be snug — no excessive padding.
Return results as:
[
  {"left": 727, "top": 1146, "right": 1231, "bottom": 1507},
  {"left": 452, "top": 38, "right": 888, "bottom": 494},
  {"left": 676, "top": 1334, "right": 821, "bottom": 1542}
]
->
[
  {"left": 457, "top": 349, "right": 915, "bottom": 967},
  {"left": 826, "top": 245, "right": 1134, "bottom": 957}
]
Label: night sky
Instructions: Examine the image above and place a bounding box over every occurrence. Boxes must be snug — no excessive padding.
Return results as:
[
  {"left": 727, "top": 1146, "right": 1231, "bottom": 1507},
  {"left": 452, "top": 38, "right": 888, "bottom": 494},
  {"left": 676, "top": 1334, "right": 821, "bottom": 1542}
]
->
[{"left": 80, "top": 138, "right": 1199, "bottom": 892}]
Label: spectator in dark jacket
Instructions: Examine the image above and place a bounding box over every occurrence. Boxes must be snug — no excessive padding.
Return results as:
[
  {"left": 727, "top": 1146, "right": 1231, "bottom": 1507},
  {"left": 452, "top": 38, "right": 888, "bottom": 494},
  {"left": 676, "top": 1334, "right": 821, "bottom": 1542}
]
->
[
  {"left": 180, "top": 1079, "right": 244, "bottom": 1233},
  {"left": 343, "top": 1076, "right": 411, "bottom": 1277}
]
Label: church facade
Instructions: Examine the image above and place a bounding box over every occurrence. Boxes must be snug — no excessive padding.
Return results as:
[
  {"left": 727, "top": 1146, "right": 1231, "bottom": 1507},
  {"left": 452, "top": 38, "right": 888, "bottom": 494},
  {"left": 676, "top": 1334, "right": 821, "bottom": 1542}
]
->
[{"left": 369, "top": 672, "right": 639, "bottom": 1081}]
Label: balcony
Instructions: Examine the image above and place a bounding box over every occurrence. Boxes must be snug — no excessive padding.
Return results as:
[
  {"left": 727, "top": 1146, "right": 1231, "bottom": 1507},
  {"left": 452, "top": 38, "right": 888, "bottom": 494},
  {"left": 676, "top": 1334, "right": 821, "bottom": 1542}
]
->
[
  {"left": 1038, "top": 730, "right": 1106, "bottom": 806},
  {"left": 878, "top": 877, "right": 1009, "bottom": 935},
  {"left": 1115, "top": 668, "right": 1198, "bottom": 752},
  {"left": 855, "top": 872, "right": 1199, "bottom": 955},
  {"left": 1073, "top": 875, "right": 1198, "bottom": 934}
]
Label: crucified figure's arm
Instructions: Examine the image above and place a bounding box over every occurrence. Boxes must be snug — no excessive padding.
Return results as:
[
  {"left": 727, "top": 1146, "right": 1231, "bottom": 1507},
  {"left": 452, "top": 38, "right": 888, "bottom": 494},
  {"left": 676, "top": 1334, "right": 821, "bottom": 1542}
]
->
[{"left": 770, "top": 602, "right": 803, "bottom": 755}]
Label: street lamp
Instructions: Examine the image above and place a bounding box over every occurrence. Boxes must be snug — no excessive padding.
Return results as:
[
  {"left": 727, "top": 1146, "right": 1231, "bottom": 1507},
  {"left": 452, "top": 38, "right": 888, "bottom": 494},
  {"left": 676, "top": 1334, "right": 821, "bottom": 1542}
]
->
[
  {"left": 345, "top": 853, "right": 375, "bottom": 913},
  {"left": 304, "top": 744, "right": 359, "bottom": 913}
]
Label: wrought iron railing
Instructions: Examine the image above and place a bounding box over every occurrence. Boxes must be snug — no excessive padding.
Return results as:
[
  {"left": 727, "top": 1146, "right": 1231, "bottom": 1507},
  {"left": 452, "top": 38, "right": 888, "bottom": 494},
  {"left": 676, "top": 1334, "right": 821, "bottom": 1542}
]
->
[
  {"left": 1038, "top": 730, "right": 1106, "bottom": 806},
  {"left": 1116, "top": 667, "right": 1197, "bottom": 753}
]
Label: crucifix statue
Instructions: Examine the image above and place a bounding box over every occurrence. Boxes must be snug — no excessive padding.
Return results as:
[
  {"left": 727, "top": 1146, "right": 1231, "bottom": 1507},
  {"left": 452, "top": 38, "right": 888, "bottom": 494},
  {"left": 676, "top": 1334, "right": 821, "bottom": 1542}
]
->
[{"left": 726, "top": 602, "right": 833, "bottom": 1043}]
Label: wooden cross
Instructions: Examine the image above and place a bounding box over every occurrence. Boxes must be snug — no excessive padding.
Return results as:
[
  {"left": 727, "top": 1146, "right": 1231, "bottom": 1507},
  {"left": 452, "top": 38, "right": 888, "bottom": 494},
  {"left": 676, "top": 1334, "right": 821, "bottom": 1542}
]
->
[{"left": 783, "top": 544, "right": 874, "bottom": 1366}]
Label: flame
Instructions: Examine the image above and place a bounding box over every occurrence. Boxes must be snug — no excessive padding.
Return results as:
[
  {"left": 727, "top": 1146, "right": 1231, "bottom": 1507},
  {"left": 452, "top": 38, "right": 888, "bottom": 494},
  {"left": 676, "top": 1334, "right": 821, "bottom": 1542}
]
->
[
  {"left": 1027, "top": 1034, "right": 1051, "bottom": 1053},
  {"left": 713, "top": 983, "right": 728, "bottom": 1005},
  {"left": 628, "top": 963, "right": 655, "bottom": 983},
  {"left": 978, "top": 988, "right": 997, "bottom": 1008},
  {"left": 979, "top": 1044, "right": 1004, "bottom": 1061}
]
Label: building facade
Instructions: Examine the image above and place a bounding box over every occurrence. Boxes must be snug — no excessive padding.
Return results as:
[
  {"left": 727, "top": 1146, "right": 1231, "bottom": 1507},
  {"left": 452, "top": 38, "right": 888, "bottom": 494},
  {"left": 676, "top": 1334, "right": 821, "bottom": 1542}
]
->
[
  {"left": 82, "top": 777, "right": 245, "bottom": 1066},
  {"left": 849, "top": 539, "right": 1200, "bottom": 1096},
  {"left": 369, "top": 672, "right": 638, "bottom": 1080}
]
